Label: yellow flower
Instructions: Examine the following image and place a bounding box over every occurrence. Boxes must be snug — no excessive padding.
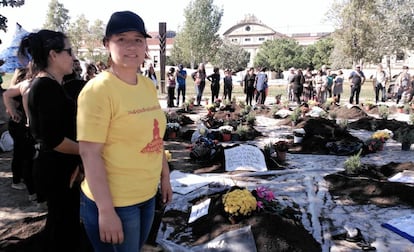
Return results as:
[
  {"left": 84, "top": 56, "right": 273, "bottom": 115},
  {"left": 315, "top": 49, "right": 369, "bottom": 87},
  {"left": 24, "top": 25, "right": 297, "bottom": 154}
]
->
[{"left": 222, "top": 188, "right": 257, "bottom": 217}]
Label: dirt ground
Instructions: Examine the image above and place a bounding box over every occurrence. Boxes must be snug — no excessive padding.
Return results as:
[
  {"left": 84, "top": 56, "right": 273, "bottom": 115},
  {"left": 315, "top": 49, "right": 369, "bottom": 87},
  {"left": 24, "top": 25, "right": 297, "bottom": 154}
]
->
[{"left": 0, "top": 102, "right": 413, "bottom": 251}]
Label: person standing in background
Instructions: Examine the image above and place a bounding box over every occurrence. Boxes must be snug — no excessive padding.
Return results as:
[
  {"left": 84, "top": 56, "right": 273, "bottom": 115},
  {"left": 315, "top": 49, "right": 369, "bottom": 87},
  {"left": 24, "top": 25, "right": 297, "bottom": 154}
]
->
[
  {"left": 3, "top": 66, "right": 36, "bottom": 201},
  {"left": 395, "top": 65, "right": 410, "bottom": 104},
  {"left": 303, "top": 68, "right": 314, "bottom": 102},
  {"left": 348, "top": 65, "right": 365, "bottom": 105},
  {"left": 175, "top": 63, "right": 187, "bottom": 107},
  {"left": 243, "top": 67, "right": 256, "bottom": 106},
  {"left": 333, "top": 70, "right": 344, "bottom": 103},
  {"left": 145, "top": 63, "right": 158, "bottom": 90},
  {"left": 291, "top": 69, "right": 305, "bottom": 105},
  {"left": 191, "top": 63, "right": 206, "bottom": 106},
  {"left": 255, "top": 67, "right": 268, "bottom": 105},
  {"left": 166, "top": 67, "right": 176, "bottom": 107},
  {"left": 207, "top": 66, "right": 220, "bottom": 104},
  {"left": 223, "top": 69, "right": 233, "bottom": 101},
  {"left": 373, "top": 64, "right": 388, "bottom": 103},
  {"left": 77, "top": 11, "right": 172, "bottom": 252},
  {"left": 286, "top": 67, "right": 295, "bottom": 102}
]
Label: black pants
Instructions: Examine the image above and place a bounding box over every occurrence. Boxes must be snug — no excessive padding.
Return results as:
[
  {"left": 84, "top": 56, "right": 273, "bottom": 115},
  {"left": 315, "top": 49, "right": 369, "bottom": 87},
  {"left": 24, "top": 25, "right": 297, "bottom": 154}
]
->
[
  {"left": 349, "top": 85, "right": 361, "bottom": 104},
  {"left": 167, "top": 86, "right": 175, "bottom": 107},
  {"left": 223, "top": 85, "right": 232, "bottom": 101},
  {"left": 375, "top": 84, "right": 386, "bottom": 103},
  {"left": 8, "top": 120, "right": 35, "bottom": 194},
  {"left": 211, "top": 85, "right": 220, "bottom": 103},
  {"left": 245, "top": 87, "right": 255, "bottom": 105},
  {"left": 176, "top": 86, "right": 186, "bottom": 106},
  {"left": 196, "top": 81, "right": 205, "bottom": 105}
]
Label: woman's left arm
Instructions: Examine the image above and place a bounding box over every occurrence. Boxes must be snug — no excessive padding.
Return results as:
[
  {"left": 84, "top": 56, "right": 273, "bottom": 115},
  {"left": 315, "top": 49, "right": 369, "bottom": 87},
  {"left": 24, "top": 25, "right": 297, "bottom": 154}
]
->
[{"left": 160, "top": 150, "right": 173, "bottom": 204}]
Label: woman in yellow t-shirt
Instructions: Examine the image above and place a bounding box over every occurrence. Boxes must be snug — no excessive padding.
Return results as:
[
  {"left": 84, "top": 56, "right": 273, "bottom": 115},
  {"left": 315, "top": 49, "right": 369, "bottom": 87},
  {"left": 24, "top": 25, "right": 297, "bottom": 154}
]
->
[{"left": 77, "top": 11, "right": 172, "bottom": 252}]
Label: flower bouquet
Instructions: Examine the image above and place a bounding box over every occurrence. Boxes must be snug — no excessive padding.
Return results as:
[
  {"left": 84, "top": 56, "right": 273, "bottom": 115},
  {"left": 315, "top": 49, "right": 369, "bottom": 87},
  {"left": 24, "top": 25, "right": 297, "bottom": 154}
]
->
[
  {"left": 222, "top": 187, "right": 257, "bottom": 223},
  {"left": 371, "top": 129, "right": 393, "bottom": 142},
  {"left": 251, "top": 186, "right": 282, "bottom": 213}
]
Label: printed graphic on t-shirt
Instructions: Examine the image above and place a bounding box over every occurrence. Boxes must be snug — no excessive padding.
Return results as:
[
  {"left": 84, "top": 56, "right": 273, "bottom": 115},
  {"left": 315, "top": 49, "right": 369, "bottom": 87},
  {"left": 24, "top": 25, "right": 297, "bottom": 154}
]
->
[{"left": 141, "top": 118, "right": 163, "bottom": 153}]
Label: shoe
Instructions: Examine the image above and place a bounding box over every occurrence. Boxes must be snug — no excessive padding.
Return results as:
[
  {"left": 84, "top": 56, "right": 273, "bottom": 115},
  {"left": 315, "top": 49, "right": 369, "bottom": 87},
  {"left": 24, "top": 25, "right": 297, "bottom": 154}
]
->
[
  {"left": 11, "top": 182, "right": 26, "bottom": 190},
  {"left": 28, "top": 194, "right": 37, "bottom": 201}
]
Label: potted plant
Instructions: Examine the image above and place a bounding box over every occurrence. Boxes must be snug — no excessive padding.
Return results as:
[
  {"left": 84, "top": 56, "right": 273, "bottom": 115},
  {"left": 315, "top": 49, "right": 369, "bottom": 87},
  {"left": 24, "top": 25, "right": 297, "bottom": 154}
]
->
[
  {"left": 273, "top": 140, "right": 289, "bottom": 163},
  {"left": 219, "top": 125, "right": 233, "bottom": 142},
  {"left": 394, "top": 127, "right": 414, "bottom": 151},
  {"left": 222, "top": 187, "right": 257, "bottom": 224},
  {"left": 166, "top": 122, "right": 180, "bottom": 139}
]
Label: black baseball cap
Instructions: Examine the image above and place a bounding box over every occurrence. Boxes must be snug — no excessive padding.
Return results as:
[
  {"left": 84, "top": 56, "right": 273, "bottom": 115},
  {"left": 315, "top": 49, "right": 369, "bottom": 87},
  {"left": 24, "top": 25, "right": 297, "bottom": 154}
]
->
[{"left": 105, "top": 11, "right": 151, "bottom": 38}]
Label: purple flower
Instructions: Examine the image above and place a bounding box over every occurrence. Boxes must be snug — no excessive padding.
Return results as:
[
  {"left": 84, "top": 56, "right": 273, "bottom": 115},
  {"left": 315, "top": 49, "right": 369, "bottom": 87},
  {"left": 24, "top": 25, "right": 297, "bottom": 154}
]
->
[
  {"left": 256, "top": 186, "right": 267, "bottom": 198},
  {"left": 257, "top": 201, "right": 264, "bottom": 209},
  {"left": 264, "top": 190, "right": 275, "bottom": 201}
]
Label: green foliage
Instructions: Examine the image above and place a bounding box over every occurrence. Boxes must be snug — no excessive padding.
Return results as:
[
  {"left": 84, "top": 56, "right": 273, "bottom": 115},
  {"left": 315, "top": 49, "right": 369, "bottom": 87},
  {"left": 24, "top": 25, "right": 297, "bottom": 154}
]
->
[
  {"left": 212, "top": 41, "right": 249, "bottom": 71},
  {"left": 327, "top": 0, "right": 414, "bottom": 68},
  {"left": 0, "top": 0, "right": 25, "bottom": 32},
  {"left": 43, "top": 0, "right": 70, "bottom": 32},
  {"left": 254, "top": 38, "right": 303, "bottom": 70},
  {"left": 290, "top": 107, "right": 301, "bottom": 122},
  {"left": 304, "top": 37, "right": 335, "bottom": 70},
  {"left": 378, "top": 105, "right": 389, "bottom": 119},
  {"left": 394, "top": 127, "right": 414, "bottom": 144},
  {"left": 67, "top": 14, "right": 106, "bottom": 62},
  {"left": 171, "top": 0, "right": 223, "bottom": 67},
  {"left": 344, "top": 149, "right": 362, "bottom": 174}
]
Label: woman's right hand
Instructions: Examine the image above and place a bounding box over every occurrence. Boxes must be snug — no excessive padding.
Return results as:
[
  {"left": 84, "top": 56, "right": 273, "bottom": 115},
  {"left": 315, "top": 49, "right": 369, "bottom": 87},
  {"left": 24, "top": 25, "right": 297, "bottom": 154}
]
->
[{"left": 99, "top": 209, "right": 124, "bottom": 244}]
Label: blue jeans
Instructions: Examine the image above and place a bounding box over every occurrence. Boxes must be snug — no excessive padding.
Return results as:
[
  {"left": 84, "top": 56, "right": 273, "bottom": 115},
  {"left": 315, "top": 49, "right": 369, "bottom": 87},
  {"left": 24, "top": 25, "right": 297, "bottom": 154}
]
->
[{"left": 80, "top": 191, "right": 155, "bottom": 252}]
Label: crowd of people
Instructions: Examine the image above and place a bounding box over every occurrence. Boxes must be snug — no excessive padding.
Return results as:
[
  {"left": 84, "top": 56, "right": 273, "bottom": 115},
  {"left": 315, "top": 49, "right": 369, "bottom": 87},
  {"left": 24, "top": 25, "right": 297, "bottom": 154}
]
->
[{"left": 284, "top": 64, "right": 414, "bottom": 106}]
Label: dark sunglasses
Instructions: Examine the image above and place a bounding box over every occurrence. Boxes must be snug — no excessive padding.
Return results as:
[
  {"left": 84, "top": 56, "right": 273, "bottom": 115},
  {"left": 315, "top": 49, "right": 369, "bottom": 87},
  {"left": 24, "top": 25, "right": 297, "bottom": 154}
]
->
[{"left": 61, "top": 48, "right": 72, "bottom": 56}]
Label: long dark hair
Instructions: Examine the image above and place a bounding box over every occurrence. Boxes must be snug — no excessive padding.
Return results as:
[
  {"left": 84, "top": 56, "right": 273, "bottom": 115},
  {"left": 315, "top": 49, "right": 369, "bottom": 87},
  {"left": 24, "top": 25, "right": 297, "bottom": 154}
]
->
[{"left": 18, "top": 29, "right": 67, "bottom": 73}]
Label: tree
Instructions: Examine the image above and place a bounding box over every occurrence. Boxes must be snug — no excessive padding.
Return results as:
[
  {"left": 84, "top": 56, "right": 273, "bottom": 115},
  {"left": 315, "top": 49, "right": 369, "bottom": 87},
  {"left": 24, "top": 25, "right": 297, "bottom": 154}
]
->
[
  {"left": 67, "top": 14, "right": 89, "bottom": 56},
  {"left": 0, "top": 0, "right": 25, "bottom": 32},
  {"left": 170, "top": 0, "right": 223, "bottom": 68},
  {"left": 212, "top": 41, "right": 250, "bottom": 72},
  {"left": 308, "top": 37, "right": 335, "bottom": 69},
  {"left": 254, "top": 38, "right": 303, "bottom": 71},
  {"left": 328, "top": 0, "right": 414, "bottom": 70},
  {"left": 43, "top": 0, "right": 70, "bottom": 32},
  {"left": 85, "top": 19, "right": 105, "bottom": 62}
]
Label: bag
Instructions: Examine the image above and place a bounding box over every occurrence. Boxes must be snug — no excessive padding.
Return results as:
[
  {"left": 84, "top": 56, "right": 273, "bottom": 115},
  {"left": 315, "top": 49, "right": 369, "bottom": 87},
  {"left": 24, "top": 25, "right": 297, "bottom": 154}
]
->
[
  {"left": 0, "top": 131, "right": 14, "bottom": 152},
  {"left": 190, "top": 136, "right": 222, "bottom": 163}
]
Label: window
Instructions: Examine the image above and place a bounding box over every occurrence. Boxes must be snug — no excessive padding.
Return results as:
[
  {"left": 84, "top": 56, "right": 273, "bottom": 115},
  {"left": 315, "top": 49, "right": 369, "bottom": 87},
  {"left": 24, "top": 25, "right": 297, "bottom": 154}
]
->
[
  {"left": 258, "top": 37, "right": 265, "bottom": 41},
  {"left": 231, "top": 38, "right": 238, "bottom": 43},
  {"left": 245, "top": 26, "right": 251, "bottom": 31},
  {"left": 244, "top": 38, "right": 251, "bottom": 42}
]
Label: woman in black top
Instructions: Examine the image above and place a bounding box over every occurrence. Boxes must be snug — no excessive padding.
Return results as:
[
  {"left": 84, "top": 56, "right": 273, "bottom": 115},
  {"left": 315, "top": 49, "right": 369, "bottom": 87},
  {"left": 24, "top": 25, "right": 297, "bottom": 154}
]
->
[
  {"left": 243, "top": 68, "right": 256, "bottom": 106},
  {"left": 18, "top": 29, "right": 89, "bottom": 252},
  {"left": 207, "top": 67, "right": 220, "bottom": 103}
]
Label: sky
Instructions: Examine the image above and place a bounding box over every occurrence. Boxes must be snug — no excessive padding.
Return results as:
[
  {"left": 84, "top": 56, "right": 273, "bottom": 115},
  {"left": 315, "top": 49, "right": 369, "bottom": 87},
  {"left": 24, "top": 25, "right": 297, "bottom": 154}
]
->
[{"left": 0, "top": 0, "right": 335, "bottom": 50}]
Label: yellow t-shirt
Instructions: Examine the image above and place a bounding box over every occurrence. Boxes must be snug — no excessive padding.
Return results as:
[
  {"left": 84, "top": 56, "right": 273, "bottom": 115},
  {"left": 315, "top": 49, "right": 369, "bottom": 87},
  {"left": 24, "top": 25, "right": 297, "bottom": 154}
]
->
[{"left": 77, "top": 72, "right": 166, "bottom": 207}]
